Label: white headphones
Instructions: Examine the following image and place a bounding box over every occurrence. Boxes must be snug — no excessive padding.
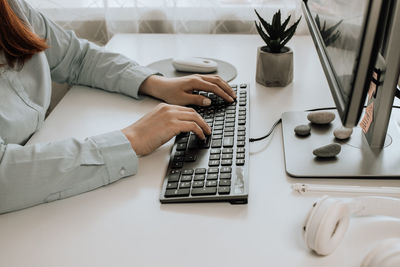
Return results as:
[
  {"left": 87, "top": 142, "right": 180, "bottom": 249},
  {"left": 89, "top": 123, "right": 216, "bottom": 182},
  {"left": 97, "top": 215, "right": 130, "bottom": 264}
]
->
[{"left": 303, "top": 196, "right": 400, "bottom": 266}]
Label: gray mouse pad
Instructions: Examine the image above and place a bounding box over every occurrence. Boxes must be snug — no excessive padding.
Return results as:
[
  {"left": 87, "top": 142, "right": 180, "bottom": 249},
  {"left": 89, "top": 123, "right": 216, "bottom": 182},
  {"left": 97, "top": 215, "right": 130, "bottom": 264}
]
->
[{"left": 146, "top": 58, "right": 237, "bottom": 82}]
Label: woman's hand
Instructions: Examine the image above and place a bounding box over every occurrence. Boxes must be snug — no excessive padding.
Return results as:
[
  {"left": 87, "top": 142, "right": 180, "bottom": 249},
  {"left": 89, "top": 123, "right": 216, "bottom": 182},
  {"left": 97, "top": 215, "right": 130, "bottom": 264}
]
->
[
  {"left": 121, "top": 103, "right": 211, "bottom": 156},
  {"left": 139, "top": 74, "right": 236, "bottom": 106}
]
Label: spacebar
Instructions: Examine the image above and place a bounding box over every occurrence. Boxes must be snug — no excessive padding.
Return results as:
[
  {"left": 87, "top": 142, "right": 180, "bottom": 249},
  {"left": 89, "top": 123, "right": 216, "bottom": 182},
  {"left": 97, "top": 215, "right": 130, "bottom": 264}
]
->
[{"left": 191, "top": 187, "right": 217, "bottom": 196}]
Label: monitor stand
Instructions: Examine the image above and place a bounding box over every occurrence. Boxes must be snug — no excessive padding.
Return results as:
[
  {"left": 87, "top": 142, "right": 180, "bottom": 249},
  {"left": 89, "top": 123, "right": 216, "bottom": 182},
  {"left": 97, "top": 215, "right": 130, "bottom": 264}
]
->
[{"left": 281, "top": 110, "right": 400, "bottom": 178}]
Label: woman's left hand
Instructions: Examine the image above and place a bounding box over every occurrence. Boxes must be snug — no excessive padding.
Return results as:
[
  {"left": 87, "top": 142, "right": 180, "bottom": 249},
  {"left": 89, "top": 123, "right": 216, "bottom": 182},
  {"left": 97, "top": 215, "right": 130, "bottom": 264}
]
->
[{"left": 138, "top": 74, "right": 237, "bottom": 106}]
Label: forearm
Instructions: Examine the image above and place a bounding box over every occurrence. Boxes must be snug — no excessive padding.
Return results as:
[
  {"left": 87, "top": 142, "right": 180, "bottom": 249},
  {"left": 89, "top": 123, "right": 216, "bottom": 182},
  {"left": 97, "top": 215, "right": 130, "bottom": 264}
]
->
[{"left": 0, "top": 131, "right": 137, "bottom": 214}]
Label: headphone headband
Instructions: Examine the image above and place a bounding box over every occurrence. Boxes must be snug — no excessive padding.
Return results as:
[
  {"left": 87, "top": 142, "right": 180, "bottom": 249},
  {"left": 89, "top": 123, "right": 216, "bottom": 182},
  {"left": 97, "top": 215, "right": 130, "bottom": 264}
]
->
[{"left": 349, "top": 196, "right": 400, "bottom": 218}]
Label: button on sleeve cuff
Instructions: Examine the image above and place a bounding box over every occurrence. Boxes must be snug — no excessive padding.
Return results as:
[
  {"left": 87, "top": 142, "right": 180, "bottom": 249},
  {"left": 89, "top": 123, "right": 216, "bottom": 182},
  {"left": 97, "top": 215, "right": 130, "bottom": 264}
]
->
[{"left": 90, "top": 130, "right": 138, "bottom": 184}]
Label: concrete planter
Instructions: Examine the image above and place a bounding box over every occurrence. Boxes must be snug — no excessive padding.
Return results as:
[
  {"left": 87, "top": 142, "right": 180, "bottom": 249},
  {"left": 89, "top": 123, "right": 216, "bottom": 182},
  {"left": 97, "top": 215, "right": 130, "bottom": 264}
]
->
[{"left": 256, "top": 46, "right": 293, "bottom": 87}]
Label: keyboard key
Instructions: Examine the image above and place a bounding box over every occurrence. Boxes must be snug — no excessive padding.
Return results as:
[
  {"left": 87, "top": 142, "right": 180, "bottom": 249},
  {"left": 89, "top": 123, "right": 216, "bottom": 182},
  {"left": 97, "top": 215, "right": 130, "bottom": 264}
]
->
[
  {"left": 224, "top": 127, "right": 235, "bottom": 132},
  {"left": 240, "top": 84, "right": 247, "bottom": 88},
  {"left": 173, "top": 156, "right": 184, "bottom": 162},
  {"left": 176, "top": 143, "right": 187, "bottom": 151},
  {"left": 195, "top": 168, "right": 206, "bottom": 174},
  {"left": 220, "top": 173, "right": 231, "bottom": 179},
  {"left": 176, "top": 137, "right": 189, "bottom": 144},
  {"left": 222, "top": 154, "right": 233, "bottom": 159},
  {"left": 224, "top": 132, "right": 234, "bottom": 137},
  {"left": 206, "top": 173, "right": 218, "bottom": 180},
  {"left": 237, "top": 136, "right": 246, "bottom": 141},
  {"left": 221, "top": 159, "right": 233, "bottom": 166},
  {"left": 219, "top": 180, "right": 231, "bottom": 186},
  {"left": 210, "top": 154, "right": 220, "bottom": 160},
  {"left": 171, "top": 161, "right": 184, "bottom": 168},
  {"left": 220, "top": 167, "right": 232, "bottom": 173},
  {"left": 208, "top": 160, "right": 220, "bottom": 167},
  {"left": 179, "top": 182, "right": 192, "bottom": 188},
  {"left": 236, "top": 153, "right": 245, "bottom": 159},
  {"left": 208, "top": 167, "right": 219, "bottom": 174},
  {"left": 206, "top": 180, "right": 218, "bottom": 187},
  {"left": 192, "top": 181, "right": 204, "bottom": 188},
  {"left": 210, "top": 148, "right": 221, "bottom": 154},
  {"left": 238, "top": 120, "right": 246, "bottom": 125},
  {"left": 212, "top": 135, "right": 223, "bottom": 141},
  {"left": 167, "top": 182, "right": 178, "bottom": 189},
  {"left": 168, "top": 174, "right": 180, "bottom": 182},
  {"left": 181, "top": 175, "right": 193, "bottom": 182},
  {"left": 237, "top": 147, "right": 245, "bottom": 153},
  {"left": 165, "top": 189, "right": 190, "bottom": 198},
  {"left": 194, "top": 174, "right": 206, "bottom": 181},
  {"left": 183, "top": 169, "right": 194, "bottom": 175},
  {"left": 174, "top": 151, "right": 185, "bottom": 157},
  {"left": 237, "top": 141, "right": 245, "bottom": 147},
  {"left": 184, "top": 154, "right": 197, "bottom": 162},
  {"left": 191, "top": 187, "right": 217, "bottom": 196},
  {"left": 236, "top": 159, "right": 245, "bottom": 166},
  {"left": 223, "top": 137, "right": 234, "bottom": 148},
  {"left": 211, "top": 139, "right": 222, "bottom": 148},
  {"left": 169, "top": 169, "right": 181, "bottom": 175},
  {"left": 218, "top": 186, "right": 231, "bottom": 195},
  {"left": 222, "top": 148, "right": 233, "bottom": 154},
  {"left": 238, "top": 126, "right": 246, "bottom": 131},
  {"left": 237, "top": 131, "right": 246, "bottom": 136}
]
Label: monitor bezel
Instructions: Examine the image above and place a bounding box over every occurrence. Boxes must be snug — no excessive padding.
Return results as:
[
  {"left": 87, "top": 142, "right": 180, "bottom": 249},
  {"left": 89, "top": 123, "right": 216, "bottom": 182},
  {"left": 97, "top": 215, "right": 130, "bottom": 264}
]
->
[{"left": 302, "top": 0, "right": 387, "bottom": 127}]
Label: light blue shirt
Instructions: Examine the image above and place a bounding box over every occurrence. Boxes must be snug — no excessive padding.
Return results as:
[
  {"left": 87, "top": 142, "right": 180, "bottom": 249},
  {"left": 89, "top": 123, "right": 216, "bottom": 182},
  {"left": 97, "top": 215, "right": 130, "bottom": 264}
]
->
[{"left": 0, "top": 0, "right": 158, "bottom": 213}]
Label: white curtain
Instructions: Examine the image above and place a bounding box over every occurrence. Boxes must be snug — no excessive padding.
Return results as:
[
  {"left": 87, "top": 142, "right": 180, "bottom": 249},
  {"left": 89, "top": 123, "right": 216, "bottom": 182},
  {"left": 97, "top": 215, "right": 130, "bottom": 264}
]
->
[{"left": 27, "top": 0, "right": 302, "bottom": 45}]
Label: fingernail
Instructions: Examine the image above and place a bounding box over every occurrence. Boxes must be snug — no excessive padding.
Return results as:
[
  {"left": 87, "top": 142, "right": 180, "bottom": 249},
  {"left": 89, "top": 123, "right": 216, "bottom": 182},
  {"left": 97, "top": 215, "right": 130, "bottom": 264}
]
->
[
  {"left": 203, "top": 98, "right": 211, "bottom": 106},
  {"left": 229, "top": 96, "right": 234, "bottom": 102}
]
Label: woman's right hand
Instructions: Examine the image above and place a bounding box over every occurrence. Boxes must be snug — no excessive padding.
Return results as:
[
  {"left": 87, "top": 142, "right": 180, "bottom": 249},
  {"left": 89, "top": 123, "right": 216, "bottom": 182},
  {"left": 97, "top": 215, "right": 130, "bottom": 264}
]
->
[{"left": 121, "top": 103, "right": 211, "bottom": 156}]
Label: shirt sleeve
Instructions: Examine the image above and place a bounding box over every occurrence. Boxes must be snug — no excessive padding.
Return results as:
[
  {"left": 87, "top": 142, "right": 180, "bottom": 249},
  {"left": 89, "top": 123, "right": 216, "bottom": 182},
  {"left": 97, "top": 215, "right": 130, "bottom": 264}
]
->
[
  {"left": 0, "top": 131, "right": 138, "bottom": 214},
  {"left": 18, "top": 0, "right": 159, "bottom": 99}
]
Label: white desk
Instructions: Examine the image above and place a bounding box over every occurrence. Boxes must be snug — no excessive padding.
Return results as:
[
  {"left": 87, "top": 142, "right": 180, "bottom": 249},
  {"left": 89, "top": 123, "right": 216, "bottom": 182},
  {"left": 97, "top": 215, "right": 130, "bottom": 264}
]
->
[{"left": 1, "top": 34, "right": 400, "bottom": 267}]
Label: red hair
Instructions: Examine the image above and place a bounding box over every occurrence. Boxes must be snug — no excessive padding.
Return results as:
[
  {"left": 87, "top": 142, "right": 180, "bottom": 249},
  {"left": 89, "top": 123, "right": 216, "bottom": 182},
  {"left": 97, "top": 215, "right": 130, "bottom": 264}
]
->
[{"left": 0, "top": 0, "right": 47, "bottom": 68}]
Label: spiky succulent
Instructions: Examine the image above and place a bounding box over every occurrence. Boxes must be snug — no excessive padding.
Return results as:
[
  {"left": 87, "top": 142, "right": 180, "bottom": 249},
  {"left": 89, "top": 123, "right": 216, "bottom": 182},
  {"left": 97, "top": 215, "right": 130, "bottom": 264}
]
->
[
  {"left": 255, "top": 9, "right": 301, "bottom": 53},
  {"left": 315, "top": 14, "right": 342, "bottom": 47}
]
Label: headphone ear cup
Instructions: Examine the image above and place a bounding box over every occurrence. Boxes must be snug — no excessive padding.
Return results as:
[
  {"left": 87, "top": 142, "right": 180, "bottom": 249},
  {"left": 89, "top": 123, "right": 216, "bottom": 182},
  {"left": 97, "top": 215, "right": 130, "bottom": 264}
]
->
[
  {"left": 361, "top": 239, "right": 400, "bottom": 267},
  {"left": 303, "top": 196, "right": 350, "bottom": 256}
]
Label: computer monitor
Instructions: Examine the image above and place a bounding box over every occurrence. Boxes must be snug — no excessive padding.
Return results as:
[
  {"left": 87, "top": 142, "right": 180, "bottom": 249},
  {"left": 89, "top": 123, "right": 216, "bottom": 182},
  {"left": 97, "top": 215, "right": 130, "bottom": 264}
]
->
[{"left": 281, "top": 0, "right": 400, "bottom": 177}]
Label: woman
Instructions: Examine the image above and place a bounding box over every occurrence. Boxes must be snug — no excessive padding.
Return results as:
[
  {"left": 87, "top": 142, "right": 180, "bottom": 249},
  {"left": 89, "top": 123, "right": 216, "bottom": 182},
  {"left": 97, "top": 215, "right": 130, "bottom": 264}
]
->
[{"left": 0, "top": 0, "right": 236, "bottom": 213}]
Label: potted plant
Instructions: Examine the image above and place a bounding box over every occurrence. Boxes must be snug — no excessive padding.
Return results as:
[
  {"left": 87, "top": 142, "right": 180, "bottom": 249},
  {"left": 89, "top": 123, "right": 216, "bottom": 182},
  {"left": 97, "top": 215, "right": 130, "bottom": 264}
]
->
[{"left": 254, "top": 9, "right": 301, "bottom": 87}]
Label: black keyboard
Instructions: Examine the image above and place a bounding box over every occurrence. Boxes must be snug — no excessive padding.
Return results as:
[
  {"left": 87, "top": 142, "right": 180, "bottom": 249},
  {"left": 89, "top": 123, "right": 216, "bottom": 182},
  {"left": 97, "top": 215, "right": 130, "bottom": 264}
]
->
[{"left": 159, "top": 84, "right": 249, "bottom": 204}]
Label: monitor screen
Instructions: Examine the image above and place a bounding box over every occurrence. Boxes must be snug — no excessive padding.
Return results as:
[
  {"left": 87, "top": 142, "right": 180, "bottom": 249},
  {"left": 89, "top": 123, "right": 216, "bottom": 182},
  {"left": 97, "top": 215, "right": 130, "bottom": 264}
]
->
[{"left": 302, "top": 0, "right": 387, "bottom": 126}]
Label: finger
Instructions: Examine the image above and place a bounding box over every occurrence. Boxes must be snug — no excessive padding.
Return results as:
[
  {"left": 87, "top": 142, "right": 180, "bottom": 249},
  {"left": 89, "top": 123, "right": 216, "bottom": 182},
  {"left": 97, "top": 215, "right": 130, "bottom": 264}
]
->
[
  {"left": 191, "top": 77, "right": 234, "bottom": 103},
  {"left": 178, "top": 121, "right": 206, "bottom": 140},
  {"left": 183, "top": 94, "right": 212, "bottom": 107},
  {"left": 177, "top": 111, "right": 211, "bottom": 135},
  {"left": 199, "top": 75, "right": 237, "bottom": 99}
]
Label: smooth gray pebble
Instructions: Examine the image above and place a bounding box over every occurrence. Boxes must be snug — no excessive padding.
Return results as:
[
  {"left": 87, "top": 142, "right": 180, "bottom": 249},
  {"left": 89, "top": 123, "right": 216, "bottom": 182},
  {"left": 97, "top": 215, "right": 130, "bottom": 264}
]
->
[
  {"left": 294, "top": 124, "right": 311, "bottom": 136},
  {"left": 307, "top": 111, "right": 335, "bottom": 124},
  {"left": 334, "top": 127, "right": 353, "bottom": 140},
  {"left": 313, "top": 143, "right": 341, "bottom": 158}
]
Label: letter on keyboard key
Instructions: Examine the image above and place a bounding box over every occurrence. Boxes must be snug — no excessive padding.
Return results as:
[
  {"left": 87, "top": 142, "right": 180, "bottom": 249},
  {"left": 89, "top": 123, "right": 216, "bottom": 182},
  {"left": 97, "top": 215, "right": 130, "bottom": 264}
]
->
[{"left": 191, "top": 187, "right": 217, "bottom": 196}]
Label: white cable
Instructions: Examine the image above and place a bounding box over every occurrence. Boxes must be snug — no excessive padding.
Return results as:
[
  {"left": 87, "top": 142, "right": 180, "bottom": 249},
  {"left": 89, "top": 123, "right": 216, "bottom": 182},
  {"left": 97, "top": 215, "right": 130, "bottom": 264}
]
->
[{"left": 292, "top": 183, "right": 400, "bottom": 196}]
